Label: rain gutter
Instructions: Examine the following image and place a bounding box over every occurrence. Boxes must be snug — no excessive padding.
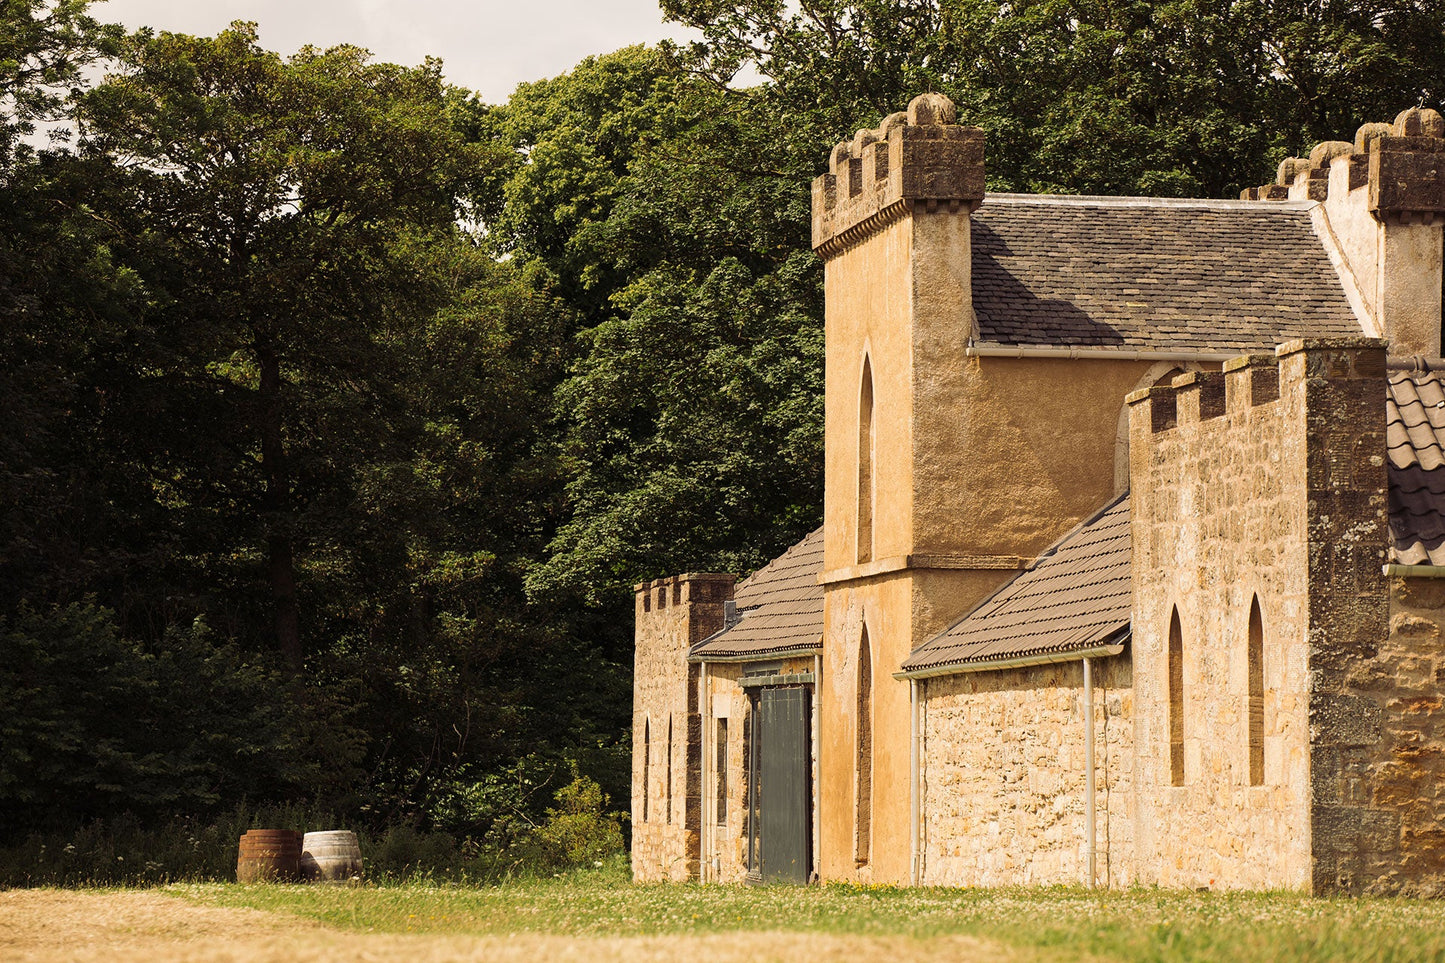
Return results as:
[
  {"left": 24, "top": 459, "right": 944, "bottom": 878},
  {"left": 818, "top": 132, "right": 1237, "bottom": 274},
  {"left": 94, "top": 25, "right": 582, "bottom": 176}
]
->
[
  {"left": 1383, "top": 564, "right": 1445, "bottom": 578},
  {"left": 965, "top": 343, "right": 1238, "bottom": 363},
  {"left": 688, "top": 644, "right": 822, "bottom": 664}
]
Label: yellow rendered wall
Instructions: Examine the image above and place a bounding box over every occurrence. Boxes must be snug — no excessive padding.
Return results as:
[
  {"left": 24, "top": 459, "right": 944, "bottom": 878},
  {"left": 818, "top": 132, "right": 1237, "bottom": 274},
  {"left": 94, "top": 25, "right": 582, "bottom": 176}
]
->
[{"left": 817, "top": 203, "right": 1165, "bottom": 883}]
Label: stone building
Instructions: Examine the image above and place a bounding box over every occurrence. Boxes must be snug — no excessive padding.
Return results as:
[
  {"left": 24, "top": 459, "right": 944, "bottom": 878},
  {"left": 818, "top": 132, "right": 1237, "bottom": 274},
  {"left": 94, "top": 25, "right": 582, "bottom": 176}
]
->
[{"left": 631, "top": 94, "right": 1445, "bottom": 894}]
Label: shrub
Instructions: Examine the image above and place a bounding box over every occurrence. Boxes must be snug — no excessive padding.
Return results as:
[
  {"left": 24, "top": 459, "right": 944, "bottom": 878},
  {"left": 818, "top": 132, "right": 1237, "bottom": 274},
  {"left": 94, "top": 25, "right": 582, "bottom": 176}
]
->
[{"left": 528, "top": 772, "right": 625, "bottom": 870}]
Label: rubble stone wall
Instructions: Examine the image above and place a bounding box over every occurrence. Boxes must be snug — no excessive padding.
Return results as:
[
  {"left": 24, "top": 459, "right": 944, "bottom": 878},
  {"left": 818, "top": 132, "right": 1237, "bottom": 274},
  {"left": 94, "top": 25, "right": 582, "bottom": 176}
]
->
[
  {"left": 1354, "top": 577, "right": 1445, "bottom": 895},
  {"left": 1129, "top": 349, "right": 1317, "bottom": 890},
  {"left": 1127, "top": 337, "right": 1438, "bottom": 895},
  {"left": 921, "top": 656, "right": 1134, "bottom": 887},
  {"left": 631, "top": 573, "right": 733, "bottom": 881}
]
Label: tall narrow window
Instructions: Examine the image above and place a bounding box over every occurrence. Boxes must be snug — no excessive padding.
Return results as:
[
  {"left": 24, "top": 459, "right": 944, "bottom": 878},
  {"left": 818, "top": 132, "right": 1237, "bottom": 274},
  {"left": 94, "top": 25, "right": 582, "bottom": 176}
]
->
[
  {"left": 858, "top": 357, "right": 874, "bottom": 564},
  {"left": 855, "top": 626, "right": 873, "bottom": 867},
  {"left": 642, "top": 718, "right": 651, "bottom": 822},
  {"left": 666, "top": 715, "right": 674, "bottom": 824},
  {"left": 1169, "top": 608, "right": 1185, "bottom": 786},
  {"left": 1248, "top": 597, "right": 1265, "bottom": 786},
  {"left": 716, "top": 718, "right": 729, "bottom": 826}
]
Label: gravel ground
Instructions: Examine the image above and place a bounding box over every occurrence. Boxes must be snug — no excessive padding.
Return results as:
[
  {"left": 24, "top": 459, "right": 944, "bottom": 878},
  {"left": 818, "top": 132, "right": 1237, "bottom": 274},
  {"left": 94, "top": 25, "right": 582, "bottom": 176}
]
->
[{"left": 0, "top": 889, "right": 1035, "bottom": 963}]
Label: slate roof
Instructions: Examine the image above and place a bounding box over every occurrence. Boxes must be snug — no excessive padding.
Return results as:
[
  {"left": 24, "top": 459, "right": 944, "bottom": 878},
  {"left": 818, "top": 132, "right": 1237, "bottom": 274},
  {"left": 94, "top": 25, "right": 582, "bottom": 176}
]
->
[
  {"left": 691, "top": 528, "right": 824, "bottom": 660},
  {"left": 970, "top": 196, "right": 1363, "bottom": 351},
  {"left": 901, "top": 494, "right": 1132, "bottom": 675},
  {"left": 1388, "top": 371, "right": 1445, "bottom": 565}
]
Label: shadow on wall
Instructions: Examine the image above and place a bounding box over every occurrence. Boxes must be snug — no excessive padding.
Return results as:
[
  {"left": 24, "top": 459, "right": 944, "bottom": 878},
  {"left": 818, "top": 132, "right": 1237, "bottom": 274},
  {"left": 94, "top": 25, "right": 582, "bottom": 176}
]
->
[{"left": 970, "top": 220, "right": 1126, "bottom": 346}]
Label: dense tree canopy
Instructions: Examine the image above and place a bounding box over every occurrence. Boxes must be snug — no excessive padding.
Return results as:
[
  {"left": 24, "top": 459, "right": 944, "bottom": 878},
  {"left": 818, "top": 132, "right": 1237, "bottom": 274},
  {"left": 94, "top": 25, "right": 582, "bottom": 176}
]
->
[{"left": 662, "top": 0, "right": 1445, "bottom": 196}]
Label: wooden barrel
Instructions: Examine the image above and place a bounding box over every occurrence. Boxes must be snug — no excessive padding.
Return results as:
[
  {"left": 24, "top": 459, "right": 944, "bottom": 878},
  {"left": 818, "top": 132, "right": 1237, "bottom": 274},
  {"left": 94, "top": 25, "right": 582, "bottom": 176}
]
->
[
  {"left": 237, "top": 829, "right": 302, "bottom": 883},
  {"left": 300, "top": 830, "right": 363, "bottom": 883}
]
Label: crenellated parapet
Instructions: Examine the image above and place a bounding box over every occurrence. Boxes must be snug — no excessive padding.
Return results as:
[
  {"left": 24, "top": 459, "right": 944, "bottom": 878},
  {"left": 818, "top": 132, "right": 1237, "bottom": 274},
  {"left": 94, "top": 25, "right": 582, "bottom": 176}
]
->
[
  {"left": 811, "top": 93, "right": 985, "bottom": 259},
  {"left": 1243, "top": 107, "right": 1445, "bottom": 222},
  {"left": 1127, "top": 336, "right": 1411, "bottom": 895}
]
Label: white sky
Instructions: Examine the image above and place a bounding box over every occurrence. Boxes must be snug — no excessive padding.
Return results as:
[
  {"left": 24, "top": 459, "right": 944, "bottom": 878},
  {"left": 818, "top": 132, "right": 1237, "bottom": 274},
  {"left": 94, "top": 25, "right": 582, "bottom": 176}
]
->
[{"left": 91, "top": 0, "right": 702, "bottom": 103}]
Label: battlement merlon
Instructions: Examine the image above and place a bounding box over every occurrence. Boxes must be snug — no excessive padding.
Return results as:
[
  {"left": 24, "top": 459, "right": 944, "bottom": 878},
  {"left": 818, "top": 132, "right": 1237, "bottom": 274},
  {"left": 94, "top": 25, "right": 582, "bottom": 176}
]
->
[
  {"left": 811, "top": 93, "right": 985, "bottom": 259},
  {"left": 1243, "top": 106, "right": 1445, "bottom": 219}
]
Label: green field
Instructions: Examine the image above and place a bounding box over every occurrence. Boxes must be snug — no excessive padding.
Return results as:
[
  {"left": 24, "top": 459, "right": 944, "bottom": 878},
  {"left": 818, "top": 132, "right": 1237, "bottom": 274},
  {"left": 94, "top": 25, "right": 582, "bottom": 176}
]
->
[{"left": 164, "top": 858, "right": 1445, "bottom": 962}]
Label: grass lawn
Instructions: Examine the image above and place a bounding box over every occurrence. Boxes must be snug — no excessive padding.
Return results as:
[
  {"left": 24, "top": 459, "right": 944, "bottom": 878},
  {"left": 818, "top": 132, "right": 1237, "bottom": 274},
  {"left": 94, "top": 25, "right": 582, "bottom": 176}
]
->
[{"left": 164, "top": 858, "right": 1445, "bottom": 962}]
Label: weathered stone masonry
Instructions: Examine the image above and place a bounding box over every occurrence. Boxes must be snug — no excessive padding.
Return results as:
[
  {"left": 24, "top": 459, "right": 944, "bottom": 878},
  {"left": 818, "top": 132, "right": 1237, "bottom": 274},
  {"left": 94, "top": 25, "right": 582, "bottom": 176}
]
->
[
  {"left": 632, "top": 573, "right": 733, "bottom": 881},
  {"left": 921, "top": 658, "right": 1134, "bottom": 887},
  {"left": 1130, "top": 349, "right": 1315, "bottom": 889},
  {"left": 1128, "top": 338, "right": 1445, "bottom": 894}
]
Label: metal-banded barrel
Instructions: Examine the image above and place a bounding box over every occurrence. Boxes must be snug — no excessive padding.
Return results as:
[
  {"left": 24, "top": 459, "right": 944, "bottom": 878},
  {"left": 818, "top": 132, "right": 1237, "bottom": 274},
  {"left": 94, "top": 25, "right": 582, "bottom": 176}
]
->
[
  {"left": 236, "top": 829, "right": 302, "bottom": 883},
  {"left": 300, "top": 830, "right": 363, "bottom": 883}
]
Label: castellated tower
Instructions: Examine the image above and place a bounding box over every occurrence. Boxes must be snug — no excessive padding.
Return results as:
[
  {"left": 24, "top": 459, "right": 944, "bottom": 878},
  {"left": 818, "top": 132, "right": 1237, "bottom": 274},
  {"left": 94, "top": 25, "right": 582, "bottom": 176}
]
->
[
  {"left": 811, "top": 93, "right": 995, "bottom": 885},
  {"left": 1245, "top": 107, "right": 1445, "bottom": 358},
  {"left": 810, "top": 94, "right": 1162, "bottom": 884}
]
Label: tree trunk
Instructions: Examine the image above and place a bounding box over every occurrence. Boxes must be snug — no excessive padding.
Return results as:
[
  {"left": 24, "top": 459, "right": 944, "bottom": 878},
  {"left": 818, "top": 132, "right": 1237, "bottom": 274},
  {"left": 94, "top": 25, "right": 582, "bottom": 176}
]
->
[{"left": 257, "top": 339, "right": 302, "bottom": 672}]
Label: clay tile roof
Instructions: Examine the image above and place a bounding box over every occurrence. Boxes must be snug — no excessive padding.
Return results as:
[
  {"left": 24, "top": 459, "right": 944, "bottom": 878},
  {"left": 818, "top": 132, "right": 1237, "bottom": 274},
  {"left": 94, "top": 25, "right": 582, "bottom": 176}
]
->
[
  {"left": 969, "top": 196, "right": 1362, "bottom": 351},
  {"left": 1387, "top": 371, "right": 1445, "bottom": 565},
  {"left": 901, "top": 494, "right": 1131, "bottom": 675},
  {"left": 691, "top": 528, "right": 824, "bottom": 660}
]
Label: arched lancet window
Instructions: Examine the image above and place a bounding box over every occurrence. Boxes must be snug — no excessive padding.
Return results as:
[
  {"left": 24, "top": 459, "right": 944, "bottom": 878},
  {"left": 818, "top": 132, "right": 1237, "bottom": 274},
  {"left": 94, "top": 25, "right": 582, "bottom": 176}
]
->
[
  {"left": 1169, "top": 608, "right": 1185, "bottom": 786},
  {"left": 642, "top": 718, "right": 651, "bottom": 822},
  {"left": 1248, "top": 597, "right": 1265, "bottom": 786},
  {"left": 855, "top": 624, "right": 873, "bottom": 867},
  {"left": 666, "top": 715, "right": 674, "bottom": 825},
  {"left": 858, "top": 356, "right": 875, "bottom": 565}
]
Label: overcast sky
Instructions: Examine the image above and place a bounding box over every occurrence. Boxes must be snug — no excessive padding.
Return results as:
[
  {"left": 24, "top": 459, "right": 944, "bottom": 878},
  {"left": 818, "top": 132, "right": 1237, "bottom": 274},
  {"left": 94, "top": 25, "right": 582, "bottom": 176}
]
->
[{"left": 91, "top": 0, "right": 700, "bottom": 104}]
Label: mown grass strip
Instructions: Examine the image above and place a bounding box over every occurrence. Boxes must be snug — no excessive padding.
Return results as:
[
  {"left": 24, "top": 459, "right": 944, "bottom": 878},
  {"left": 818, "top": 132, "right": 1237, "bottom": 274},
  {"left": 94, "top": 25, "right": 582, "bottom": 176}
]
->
[{"left": 167, "top": 859, "right": 1445, "bottom": 962}]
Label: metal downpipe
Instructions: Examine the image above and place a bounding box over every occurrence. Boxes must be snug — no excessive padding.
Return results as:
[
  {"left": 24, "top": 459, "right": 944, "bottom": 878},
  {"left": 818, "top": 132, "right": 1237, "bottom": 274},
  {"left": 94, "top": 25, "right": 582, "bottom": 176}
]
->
[
  {"left": 1083, "top": 657, "right": 1096, "bottom": 889},
  {"left": 700, "top": 660, "right": 709, "bottom": 883},
  {"left": 909, "top": 678, "right": 920, "bottom": 886}
]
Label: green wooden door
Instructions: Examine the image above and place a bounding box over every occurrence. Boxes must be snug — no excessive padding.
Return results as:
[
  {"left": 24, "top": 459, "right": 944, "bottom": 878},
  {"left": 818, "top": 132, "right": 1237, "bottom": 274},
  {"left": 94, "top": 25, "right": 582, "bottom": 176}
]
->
[{"left": 752, "top": 685, "right": 812, "bottom": 884}]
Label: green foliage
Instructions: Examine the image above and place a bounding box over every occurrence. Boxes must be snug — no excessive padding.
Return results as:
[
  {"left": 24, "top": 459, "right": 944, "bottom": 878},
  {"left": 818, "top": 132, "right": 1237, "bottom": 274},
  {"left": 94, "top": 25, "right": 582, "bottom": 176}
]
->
[
  {"left": 1, "top": 7, "right": 617, "bottom": 841},
  {"left": 0, "top": 803, "right": 346, "bottom": 885},
  {"left": 0, "top": 602, "right": 364, "bottom": 831},
  {"left": 663, "top": 0, "right": 1445, "bottom": 197},
  {"left": 0, "top": 0, "right": 120, "bottom": 163},
  {"left": 0, "top": 769, "right": 623, "bottom": 885},
  {"left": 528, "top": 772, "right": 626, "bottom": 869},
  {"left": 483, "top": 50, "right": 826, "bottom": 624},
  {"left": 72, "top": 22, "right": 503, "bottom": 670}
]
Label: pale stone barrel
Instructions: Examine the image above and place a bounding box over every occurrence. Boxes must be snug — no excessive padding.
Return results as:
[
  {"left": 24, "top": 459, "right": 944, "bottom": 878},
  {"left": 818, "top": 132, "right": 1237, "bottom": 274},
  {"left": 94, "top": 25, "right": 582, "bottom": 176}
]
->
[
  {"left": 237, "top": 829, "right": 302, "bottom": 883},
  {"left": 300, "top": 830, "right": 363, "bottom": 882}
]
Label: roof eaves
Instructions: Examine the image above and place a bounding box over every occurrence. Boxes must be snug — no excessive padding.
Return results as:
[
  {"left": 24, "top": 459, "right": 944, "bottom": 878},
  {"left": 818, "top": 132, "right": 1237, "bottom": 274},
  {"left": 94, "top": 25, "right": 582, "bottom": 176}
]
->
[
  {"left": 894, "top": 629, "right": 1129, "bottom": 681},
  {"left": 688, "top": 642, "right": 823, "bottom": 664}
]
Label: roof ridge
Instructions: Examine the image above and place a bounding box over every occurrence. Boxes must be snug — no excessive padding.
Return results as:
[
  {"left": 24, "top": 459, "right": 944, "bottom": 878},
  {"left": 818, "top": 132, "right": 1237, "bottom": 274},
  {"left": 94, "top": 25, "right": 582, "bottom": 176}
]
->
[{"left": 984, "top": 192, "right": 1317, "bottom": 212}]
